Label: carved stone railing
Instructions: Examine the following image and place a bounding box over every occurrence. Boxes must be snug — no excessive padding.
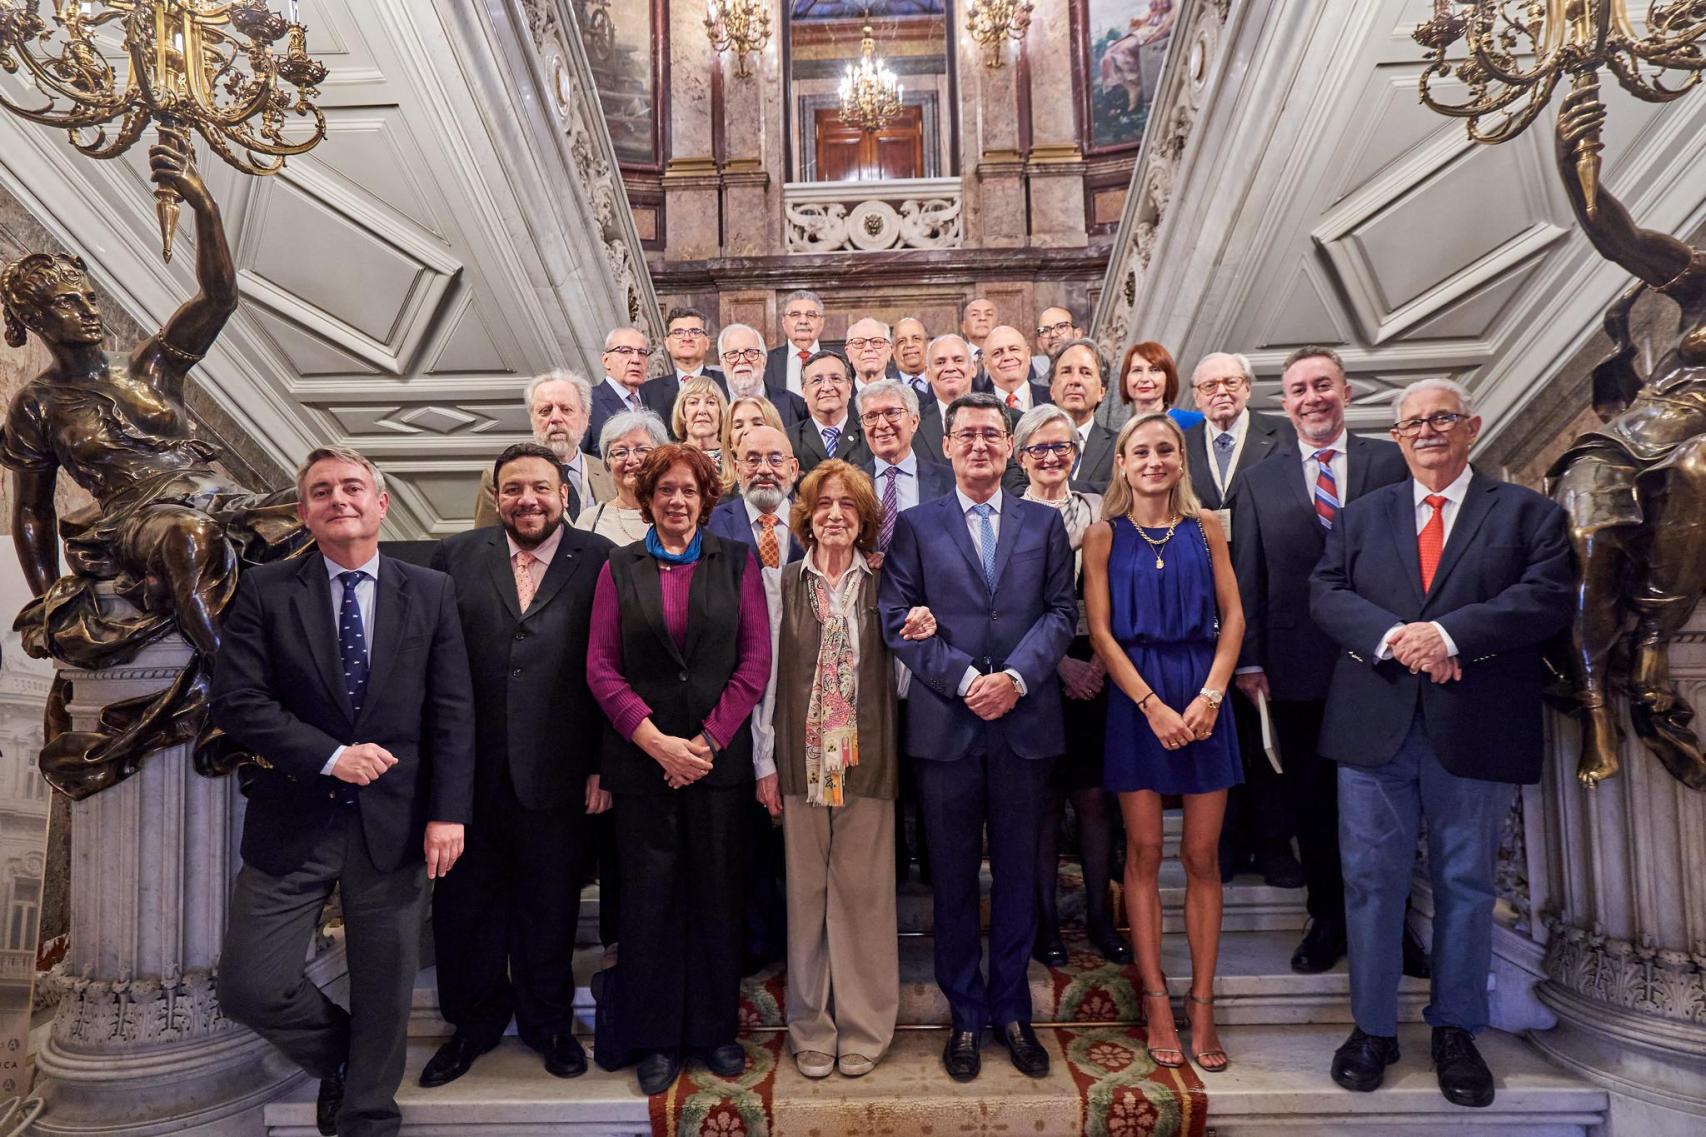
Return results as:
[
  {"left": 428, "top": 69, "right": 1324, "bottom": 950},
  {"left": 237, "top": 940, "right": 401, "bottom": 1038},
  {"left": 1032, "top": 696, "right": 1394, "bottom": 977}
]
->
[{"left": 783, "top": 178, "right": 964, "bottom": 254}]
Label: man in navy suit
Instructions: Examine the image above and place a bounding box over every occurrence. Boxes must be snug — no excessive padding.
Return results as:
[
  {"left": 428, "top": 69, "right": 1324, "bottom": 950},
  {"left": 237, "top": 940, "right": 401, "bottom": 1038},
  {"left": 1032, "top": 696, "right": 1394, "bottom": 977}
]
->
[
  {"left": 981, "top": 325, "right": 1052, "bottom": 413},
  {"left": 639, "top": 306, "right": 728, "bottom": 429},
  {"left": 1311, "top": 379, "right": 1569, "bottom": 1108},
  {"left": 214, "top": 447, "right": 474, "bottom": 1137},
  {"left": 1044, "top": 336, "right": 1116, "bottom": 494},
  {"left": 762, "top": 289, "right": 825, "bottom": 397},
  {"left": 1231, "top": 345, "right": 1411, "bottom": 975},
  {"left": 789, "top": 351, "right": 871, "bottom": 476},
  {"left": 585, "top": 326, "right": 652, "bottom": 457},
  {"left": 718, "top": 322, "right": 808, "bottom": 426},
  {"left": 879, "top": 392, "right": 1076, "bottom": 1083}
]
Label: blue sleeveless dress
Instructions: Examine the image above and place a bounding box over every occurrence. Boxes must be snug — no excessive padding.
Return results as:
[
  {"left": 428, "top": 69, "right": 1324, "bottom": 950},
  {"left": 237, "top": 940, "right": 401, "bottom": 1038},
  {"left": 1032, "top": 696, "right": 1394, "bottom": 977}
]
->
[{"left": 1103, "top": 516, "right": 1243, "bottom": 795}]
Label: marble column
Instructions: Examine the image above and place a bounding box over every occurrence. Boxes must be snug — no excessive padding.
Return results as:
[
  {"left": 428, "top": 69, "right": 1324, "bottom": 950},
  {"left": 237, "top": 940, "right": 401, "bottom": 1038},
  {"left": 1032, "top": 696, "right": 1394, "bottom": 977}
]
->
[
  {"left": 959, "top": 21, "right": 1026, "bottom": 249},
  {"left": 1023, "top": 1, "right": 1088, "bottom": 249},
  {"left": 663, "top": 0, "right": 721, "bottom": 262},
  {"left": 719, "top": 0, "right": 782, "bottom": 259},
  {"left": 1526, "top": 611, "right": 1706, "bottom": 1135},
  {"left": 30, "top": 614, "right": 333, "bottom": 1136}
]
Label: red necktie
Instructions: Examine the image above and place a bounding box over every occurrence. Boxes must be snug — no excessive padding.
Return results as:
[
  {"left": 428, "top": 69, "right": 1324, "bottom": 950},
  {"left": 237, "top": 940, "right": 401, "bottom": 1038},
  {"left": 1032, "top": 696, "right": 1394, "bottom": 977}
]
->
[
  {"left": 798, "top": 348, "right": 810, "bottom": 363},
  {"left": 1006, "top": 391, "right": 1019, "bottom": 409},
  {"left": 1418, "top": 495, "right": 1446, "bottom": 592}
]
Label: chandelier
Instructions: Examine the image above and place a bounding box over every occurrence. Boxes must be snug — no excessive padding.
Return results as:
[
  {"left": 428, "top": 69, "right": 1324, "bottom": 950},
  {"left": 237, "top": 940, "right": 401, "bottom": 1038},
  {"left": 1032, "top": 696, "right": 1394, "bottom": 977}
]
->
[
  {"left": 705, "top": 0, "right": 769, "bottom": 80},
  {"left": 0, "top": 0, "right": 328, "bottom": 261},
  {"left": 964, "top": 0, "right": 1032, "bottom": 70},
  {"left": 1413, "top": 0, "right": 1706, "bottom": 216},
  {"left": 838, "top": 22, "right": 901, "bottom": 134}
]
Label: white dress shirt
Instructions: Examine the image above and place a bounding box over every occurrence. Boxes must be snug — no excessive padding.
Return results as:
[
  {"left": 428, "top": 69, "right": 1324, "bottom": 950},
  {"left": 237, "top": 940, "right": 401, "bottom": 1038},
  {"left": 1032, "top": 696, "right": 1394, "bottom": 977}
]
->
[
  {"left": 813, "top": 413, "right": 850, "bottom": 454},
  {"left": 951, "top": 488, "right": 1028, "bottom": 698},
  {"left": 994, "top": 382, "right": 1034, "bottom": 412},
  {"left": 873, "top": 452, "right": 921, "bottom": 514},
  {"left": 561, "top": 451, "right": 588, "bottom": 505},
  {"left": 320, "top": 551, "right": 380, "bottom": 775},
  {"left": 1375, "top": 465, "right": 1475, "bottom": 662},
  {"left": 744, "top": 497, "right": 787, "bottom": 780},
  {"left": 784, "top": 340, "right": 822, "bottom": 396},
  {"left": 1204, "top": 409, "right": 1252, "bottom": 498},
  {"left": 602, "top": 374, "right": 642, "bottom": 412}
]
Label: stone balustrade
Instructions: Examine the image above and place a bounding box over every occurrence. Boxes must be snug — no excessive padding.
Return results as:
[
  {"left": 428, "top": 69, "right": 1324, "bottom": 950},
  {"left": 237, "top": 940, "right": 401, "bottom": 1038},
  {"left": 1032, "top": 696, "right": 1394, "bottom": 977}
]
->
[{"left": 782, "top": 178, "right": 964, "bottom": 253}]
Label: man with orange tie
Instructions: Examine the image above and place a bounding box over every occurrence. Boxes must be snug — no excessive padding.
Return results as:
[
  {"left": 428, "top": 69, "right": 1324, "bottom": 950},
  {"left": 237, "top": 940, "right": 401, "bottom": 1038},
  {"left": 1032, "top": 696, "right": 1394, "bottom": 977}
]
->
[{"left": 1309, "top": 379, "right": 1570, "bottom": 1108}]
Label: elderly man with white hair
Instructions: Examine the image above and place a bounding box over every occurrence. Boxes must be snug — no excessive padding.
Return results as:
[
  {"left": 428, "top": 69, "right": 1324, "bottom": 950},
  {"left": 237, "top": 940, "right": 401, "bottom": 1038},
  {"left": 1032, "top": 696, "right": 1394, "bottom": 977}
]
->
[
  {"left": 718, "top": 321, "right": 809, "bottom": 426},
  {"left": 475, "top": 369, "right": 613, "bottom": 527},
  {"left": 586, "top": 325, "right": 653, "bottom": 457}
]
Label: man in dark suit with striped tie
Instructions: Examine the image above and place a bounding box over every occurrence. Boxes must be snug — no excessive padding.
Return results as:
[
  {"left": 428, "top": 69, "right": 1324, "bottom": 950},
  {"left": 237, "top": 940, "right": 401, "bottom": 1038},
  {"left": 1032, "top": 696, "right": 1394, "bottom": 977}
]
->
[{"left": 788, "top": 351, "right": 871, "bottom": 476}]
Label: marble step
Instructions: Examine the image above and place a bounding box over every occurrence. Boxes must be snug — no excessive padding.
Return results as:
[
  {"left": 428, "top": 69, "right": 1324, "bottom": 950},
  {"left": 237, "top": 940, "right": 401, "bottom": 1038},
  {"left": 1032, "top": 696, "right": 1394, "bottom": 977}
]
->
[
  {"left": 407, "top": 927, "right": 1424, "bottom": 1038},
  {"left": 263, "top": 1024, "right": 1605, "bottom": 1137}
]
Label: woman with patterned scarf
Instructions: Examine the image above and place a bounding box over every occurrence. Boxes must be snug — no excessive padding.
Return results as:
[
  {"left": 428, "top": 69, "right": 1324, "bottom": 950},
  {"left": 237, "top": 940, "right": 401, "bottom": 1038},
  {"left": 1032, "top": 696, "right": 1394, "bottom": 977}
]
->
[{"left": 772, "top": 458, "right": 931, "bottom": 1080}]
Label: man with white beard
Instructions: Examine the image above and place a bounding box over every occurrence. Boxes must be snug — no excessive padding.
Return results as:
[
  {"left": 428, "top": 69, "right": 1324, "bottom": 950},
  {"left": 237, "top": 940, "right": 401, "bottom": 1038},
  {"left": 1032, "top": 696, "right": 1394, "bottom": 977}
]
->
[
  {"left": 717, "top": 322, "right": 808, "bottom": 426},
  {"left": 473, "top": 370, "right": 611, "bottom": 527}
]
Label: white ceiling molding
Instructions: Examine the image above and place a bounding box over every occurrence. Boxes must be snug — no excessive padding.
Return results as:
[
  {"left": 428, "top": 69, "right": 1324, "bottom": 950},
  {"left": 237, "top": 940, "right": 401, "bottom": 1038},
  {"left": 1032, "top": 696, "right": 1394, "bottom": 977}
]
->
[{"left": 0, "top": 0, "right": 659, "bottom": 537}]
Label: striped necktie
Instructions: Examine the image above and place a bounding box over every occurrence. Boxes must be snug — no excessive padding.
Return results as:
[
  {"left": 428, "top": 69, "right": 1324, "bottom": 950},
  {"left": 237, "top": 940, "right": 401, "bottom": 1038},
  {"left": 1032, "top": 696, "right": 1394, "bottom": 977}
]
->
[{"left": 1312, "top": 449, "right": 1339, "bottom": 529}]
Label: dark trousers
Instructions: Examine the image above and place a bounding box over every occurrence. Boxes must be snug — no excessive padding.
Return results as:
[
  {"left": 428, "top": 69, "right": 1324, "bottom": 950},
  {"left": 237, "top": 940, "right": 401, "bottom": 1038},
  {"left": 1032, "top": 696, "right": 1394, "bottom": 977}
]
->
[
  {"left": 742, "top": 798, "right": 786, "bottom": 967},
  {"left": 1270, "top": 698, "right": 1344, "bottom": 924},
  {"left": 1219, "top": 691, "right": 1294, "bottom": 862},
  {"left": 431, "top": 766, "right": 582, "bottom": 1049},
  {"left": 612, "top": 783, "right": 745, "bottom": 1052},
  {"left": 915, "top": 745, "right": 1052, "bottom": 1033},
  {"left": 893, "top": 701, "right": 929, "bottom": 879},
  {"left": 219, "top": 808, "right": 426, "bottom": 1137}
]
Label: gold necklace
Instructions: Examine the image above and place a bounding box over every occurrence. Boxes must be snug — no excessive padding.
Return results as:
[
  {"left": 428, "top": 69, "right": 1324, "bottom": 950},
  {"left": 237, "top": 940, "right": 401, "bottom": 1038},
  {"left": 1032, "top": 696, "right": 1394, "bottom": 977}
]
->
[{"left": 1130, "top": 512, "right": 1181, "bottom": 569}]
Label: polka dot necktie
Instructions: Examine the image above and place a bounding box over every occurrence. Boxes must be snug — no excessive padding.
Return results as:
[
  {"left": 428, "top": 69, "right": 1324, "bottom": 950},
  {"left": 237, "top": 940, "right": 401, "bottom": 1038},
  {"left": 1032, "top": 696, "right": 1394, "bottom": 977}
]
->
[
  {"left": 971, "top": 503, "right": 997, "bottom": 590},
  {"left": 1418, "top": 495, "right": 1447, "bottom": 592},
  {"left": 1214, "top": 432, "right": 1236, "bottom": 483},
  {"left": 513, "top": 550, "right": 537, "bottom": 612},
  {"left": 337, "top": 570, "right": 370, "bottom": 716}
]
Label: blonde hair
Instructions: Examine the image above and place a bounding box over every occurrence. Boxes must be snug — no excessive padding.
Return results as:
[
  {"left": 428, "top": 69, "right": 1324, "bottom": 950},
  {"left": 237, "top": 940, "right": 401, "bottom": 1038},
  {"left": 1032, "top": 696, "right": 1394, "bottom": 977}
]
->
[
  {"left": 721, "top": 394, "right": 786, "bottom": 491},
  {"left": 671, "top": 376, "right": 729, "bottom": 448},
  {"left": 1100, "top": 413, "right": 1202, "bottom": 522}
]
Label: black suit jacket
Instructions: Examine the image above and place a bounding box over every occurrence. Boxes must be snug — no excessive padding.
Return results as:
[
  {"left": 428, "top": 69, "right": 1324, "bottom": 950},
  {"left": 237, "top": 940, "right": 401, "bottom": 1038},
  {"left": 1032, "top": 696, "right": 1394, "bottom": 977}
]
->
[
  {"left": 1185, "top": 410, "right": 1288, "bottom": 512},
  {"left": 1071, "top": 421, "right": 1120, "bottom": 495},
  {"left": 430, "top": 524, "right": 614, "bottom": 811},
  {"left": 213, "top": 553, "right": 475, "bottom": 876},
  {"left": 859, "top": 452, "right": 956, "bottom": 505},
  {"left": 639, "top": 369, "right": 729, "bottom": 432},
  {"left": 586, "top": 378, "right": 640, "bottom": 458},
  {"left": 1231, "top": 433, "right": 1410, "bottom": 701},
  {"left": 790, "top": 415, "right": 872, "bottom": 475},
  {"left": 914, "top": 401, "right": 1028, "bottom": 494},
  {"left": 1310, "top": 471, "right": 1571, "bottom": 782},
  {"left": 759, "top": 351, "right": 814, "bottom": 426}
]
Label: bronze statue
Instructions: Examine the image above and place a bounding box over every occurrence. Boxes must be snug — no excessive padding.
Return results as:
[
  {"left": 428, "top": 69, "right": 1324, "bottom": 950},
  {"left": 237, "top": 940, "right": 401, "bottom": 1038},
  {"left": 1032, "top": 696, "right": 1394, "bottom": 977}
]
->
[
  {"left": 1548, "top": 78, "right": 1706, "bottom": 791},
  {"left": 0, "top": 131, "right": 310, "bottom": 800}
]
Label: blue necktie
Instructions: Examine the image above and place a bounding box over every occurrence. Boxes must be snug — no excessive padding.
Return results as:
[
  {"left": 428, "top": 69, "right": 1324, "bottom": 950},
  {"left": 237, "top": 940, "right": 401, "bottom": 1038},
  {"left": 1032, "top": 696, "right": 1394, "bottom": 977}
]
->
[
  {"left": 822, "top": 425, "right": 840, "bottom": 457},
  {"left": 338, "top": 570, "right": 371, "bottom": 717},
  {"left": 1214, "top": 431, "right": 1235, "bottom": 482},
  {"left": 971, "top": 503, "right": 996, "bottom": 591}
]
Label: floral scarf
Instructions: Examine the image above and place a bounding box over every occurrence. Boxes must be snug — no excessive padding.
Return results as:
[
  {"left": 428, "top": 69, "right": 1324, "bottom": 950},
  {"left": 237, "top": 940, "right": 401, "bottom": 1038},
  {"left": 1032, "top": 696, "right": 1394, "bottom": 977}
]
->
[{"left": 803, "top": 556, "right": 864, "bottom": 806}]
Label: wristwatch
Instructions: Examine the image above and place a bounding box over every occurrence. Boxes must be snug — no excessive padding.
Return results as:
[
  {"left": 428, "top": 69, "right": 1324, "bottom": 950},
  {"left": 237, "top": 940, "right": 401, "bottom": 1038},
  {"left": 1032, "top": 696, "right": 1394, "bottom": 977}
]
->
[{"left": 1198, "top": 686, "right": 1224, "bottom": 708}]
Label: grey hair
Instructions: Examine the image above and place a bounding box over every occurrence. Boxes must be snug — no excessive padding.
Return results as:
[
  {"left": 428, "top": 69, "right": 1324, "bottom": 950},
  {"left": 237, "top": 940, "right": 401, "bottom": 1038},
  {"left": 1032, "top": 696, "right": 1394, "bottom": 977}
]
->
[
  {"left": 1396, "top": 377, "right": 1474, "bottom": 419},
  {"left": 1281, "top": 344, "right": 1345, "bottom": 376},
  {"left": 926, "top": 333, "right": 970, "bottom": 361},
  {"left": 602, "top": 325, "right": 649, "bottom": 351},
  {"left": 847, "top": 316, "right": 891, "bottom": 339},
  {"left": 781, "top": 289, "right": 823, "bottom": 312},
  {"left": 1048, "top": 336, "right": 1109, "bottom": 381},
  {"left": 717, "top": 322, "right": 767, "bottom": 361},
  {"left": 523, "top": 368, "right": 593, "bottom": 414},
  {"left": 296, "top": 445, "right": 386, "bottom": 499},
  {"left": 1190, "top": 351, "right": 1254, "bottom": 386},
  {"left": 1012, "top": 404, "right": 1078, "bottom": 452},
  {"left": 598, "top": 409, "right": 669, "bottom": 455},
  {"left": 855, "top": 378, "right": 920, "bottom": 417}
]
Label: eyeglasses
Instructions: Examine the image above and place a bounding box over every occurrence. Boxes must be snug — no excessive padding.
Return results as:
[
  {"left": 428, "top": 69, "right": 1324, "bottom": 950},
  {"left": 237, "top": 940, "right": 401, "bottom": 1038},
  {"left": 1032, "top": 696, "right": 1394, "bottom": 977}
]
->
[
  {"left": 721, "top": 348, "right": 763, "bottom": 363},
  {"left": 604, "top": 345, "right": 651, "bottom": 358},
  {"left": 783, "top": 308, "right": 822, "bottom": 321},
  {"left": 1021, "top": 441, "right": 1078, "bottom": 459},
  {"left": 740, "top": 452, "right": 791, "bottom": 469},
  {"left": 859, "top": 407, "right": 909, "bottom": 426},
  {"left": 666, "top": 327, "right": 707, "bottom": 340},
  {"left": 1391, "top": 411, "right": 1468, "bottom": 438},
  {"left": 950, "top": 428, "right": 1007, "bottom": 446},
  {"left": 1193, "top": 376, "right": 1248, "bottom": 394},
  {"left": 605, "top": 445, "right": 654, "bottom": 463},
  {"left": 845, "top": 337, "right": 890, "bottom": 351},
  {"left": 804, "top": 372, "right": 848, "bottom": 389},
  {"left": 1036, "top": 321, "right": 1073, "bottom": 338}
]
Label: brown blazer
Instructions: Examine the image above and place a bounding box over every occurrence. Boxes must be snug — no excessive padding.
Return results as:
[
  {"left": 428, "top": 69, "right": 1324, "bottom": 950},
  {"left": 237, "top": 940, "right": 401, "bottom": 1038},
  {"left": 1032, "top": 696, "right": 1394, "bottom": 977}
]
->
[
  {"left": 774, "top": 559, "right": 899, "bottom": 801},
  {"left": 473, "top": 455, "right": 614, "bottom": 528}
]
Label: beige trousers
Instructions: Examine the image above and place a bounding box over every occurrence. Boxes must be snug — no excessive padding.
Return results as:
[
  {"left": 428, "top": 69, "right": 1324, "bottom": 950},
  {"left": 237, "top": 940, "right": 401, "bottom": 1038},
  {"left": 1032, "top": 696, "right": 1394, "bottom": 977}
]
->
[{"left": 781, "top": 793, "right": 898, "bottom": 1060}]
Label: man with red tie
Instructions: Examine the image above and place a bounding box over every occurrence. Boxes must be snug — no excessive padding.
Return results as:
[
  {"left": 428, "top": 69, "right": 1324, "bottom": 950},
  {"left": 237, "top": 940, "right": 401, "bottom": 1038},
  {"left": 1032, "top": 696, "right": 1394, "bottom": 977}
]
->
[
  {"left": 762, "top": 289, "right": 826, "bottom": 397},
  {"left": 1309, "top": 379, "right": 1569, "bottom": 1108}
]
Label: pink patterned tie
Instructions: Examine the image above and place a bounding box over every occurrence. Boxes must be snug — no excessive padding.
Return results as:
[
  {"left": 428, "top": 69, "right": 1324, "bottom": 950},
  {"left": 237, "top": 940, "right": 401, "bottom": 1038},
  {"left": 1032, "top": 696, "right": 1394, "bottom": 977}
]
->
[{"left": 513, "top": 550, "right": 536, "bottom": 612}]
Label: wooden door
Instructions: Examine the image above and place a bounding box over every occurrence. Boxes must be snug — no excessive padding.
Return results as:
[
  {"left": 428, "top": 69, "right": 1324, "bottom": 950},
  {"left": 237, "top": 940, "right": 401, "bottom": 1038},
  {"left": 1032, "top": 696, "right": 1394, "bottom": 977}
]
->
[{"left": 813, "top": 104, "right": 924, "bottom": 181}]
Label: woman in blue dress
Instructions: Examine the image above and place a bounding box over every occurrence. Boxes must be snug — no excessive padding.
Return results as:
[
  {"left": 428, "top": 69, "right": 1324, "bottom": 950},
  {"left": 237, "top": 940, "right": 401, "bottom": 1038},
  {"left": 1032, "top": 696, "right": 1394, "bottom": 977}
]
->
[{"left": 1083, "top": 411, "right": 1243, "bottom": 1075}]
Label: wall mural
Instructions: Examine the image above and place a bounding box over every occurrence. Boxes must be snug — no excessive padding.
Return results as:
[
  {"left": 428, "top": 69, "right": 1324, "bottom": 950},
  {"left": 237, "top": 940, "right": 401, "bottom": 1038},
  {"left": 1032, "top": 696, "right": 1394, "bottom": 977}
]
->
[
  {"left": 1085, "top": 0, "right": 1175, "bottom": 152},
  {"left": 574, "top": 0, "right": 661, "bottom": 167}
]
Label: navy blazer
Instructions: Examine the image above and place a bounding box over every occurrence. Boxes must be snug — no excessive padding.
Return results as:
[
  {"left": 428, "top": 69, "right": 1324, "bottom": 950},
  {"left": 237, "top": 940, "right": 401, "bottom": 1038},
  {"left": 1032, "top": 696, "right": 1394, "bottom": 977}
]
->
[
  {"left": 1309, "top": 470, "right": 1571, "bottom": 783},
  {"left": 1185, "top": 409, "right": 1288, "bottom": 512},
  {"left": 585, "top": 378, "right": 640, "bottom": 458},
  {"left": 707, "top": 496, "right": 804, "bottom": 563},
  {"left": 639, "top": 369, "right": 729, "bottom": 432},
  {"left": 1230, "top": 433, "right": 1410, "bottom": 701},
  {"left": 212, "top": 553, "right": 476, "bottom": 877},
  {"left": 878, "top": 492, "right": 1077, "bottom": 760},
  {"left": 915, "top": 402, "right": 1027, "bottom": 494},
  {"left": 860, "top": 452, "right": 955, "bottom": 505}
]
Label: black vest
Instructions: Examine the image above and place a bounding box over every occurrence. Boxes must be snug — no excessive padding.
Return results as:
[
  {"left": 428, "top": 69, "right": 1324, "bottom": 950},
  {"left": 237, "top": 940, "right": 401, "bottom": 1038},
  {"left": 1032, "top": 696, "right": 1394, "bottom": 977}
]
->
[{"left": 601, "top": 533, "right": 756, "bottom": 794}]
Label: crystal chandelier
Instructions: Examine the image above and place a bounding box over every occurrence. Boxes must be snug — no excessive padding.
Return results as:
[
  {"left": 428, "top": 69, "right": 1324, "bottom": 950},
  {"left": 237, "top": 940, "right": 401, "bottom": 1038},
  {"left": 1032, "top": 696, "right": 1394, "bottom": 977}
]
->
[
  {"left": 838, "top": 22, "right": 901, "bottom": 134},
  {"left": 1414, "top": 0, "right": 1706, "bottom": 216},
  {"left": 705, "top": 0, "right": 769, "bottom": 80},
  {"left": 964, "top": 0, "right": 1032, "bottom": 70},
  {"left": 0, "top": 0, "right": 327, "bottom": 261}
]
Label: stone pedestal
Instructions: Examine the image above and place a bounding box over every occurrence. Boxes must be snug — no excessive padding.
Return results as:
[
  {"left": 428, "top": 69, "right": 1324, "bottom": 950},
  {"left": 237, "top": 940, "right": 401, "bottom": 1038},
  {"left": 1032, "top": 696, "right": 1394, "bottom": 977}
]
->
[
  {"left": 29, "top": 633, "right": 314, "bottom": 1136},
  {"left": 1522, "top": 613, "right": 1706, "bottom": 1135}
]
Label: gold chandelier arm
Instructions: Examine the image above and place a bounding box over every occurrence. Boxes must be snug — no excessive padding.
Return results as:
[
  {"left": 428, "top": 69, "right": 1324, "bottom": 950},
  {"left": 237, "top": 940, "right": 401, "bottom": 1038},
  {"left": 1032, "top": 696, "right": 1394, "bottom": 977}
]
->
[
  {"left": 1465, "top": 71, "right": 1566, "bottom": 143},
  {"left": 1418, "top": 63, "right": 1542, "bottom": 120},
  {"left": 69, "top": 104, "right": 153, "bottom": 158},
  {"left": 1604, "top": 49, "right": 1705, "bottom": 101},
  {"left": 221, "top": 104, "right": 326, "bottom": 159},
  {"left": 194, "top": 120, "right": 286, "bottom": 175},
  {"left": 2, "top": 42, "right": 128, "bottom": 120}
]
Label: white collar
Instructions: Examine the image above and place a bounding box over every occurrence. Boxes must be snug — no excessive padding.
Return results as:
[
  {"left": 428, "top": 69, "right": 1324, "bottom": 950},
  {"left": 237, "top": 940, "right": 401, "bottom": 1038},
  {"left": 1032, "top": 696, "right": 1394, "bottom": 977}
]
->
[
  {"left": 955, "top": 486, "right": 1003, "bottom": 516},
  {"left": 1209, "top": 408, "right": 1249, "bottom": 440},
  {"left": 803, "top": 545, "right": 871, "bottom": 583},
  {"left": 874, "top": 451, "right": 918, "bottom": 475},
  {"left": 324, "top": 550, "right": 380, "bottom": 582},
  {"left": 1413, "top": 465, "right": 1474, "bottom": 509},
  {"left": 743, "top": 496, "right": 786, "bottom": 529},
  {"left": 602, "top": 375, "right": 639, "bottom": 401},
  {"left": 1301, "top": 429, "right": 1348, "bottom": 459},
  {"left": 813, "top": 413, "right": 849, "bottom": 434}
]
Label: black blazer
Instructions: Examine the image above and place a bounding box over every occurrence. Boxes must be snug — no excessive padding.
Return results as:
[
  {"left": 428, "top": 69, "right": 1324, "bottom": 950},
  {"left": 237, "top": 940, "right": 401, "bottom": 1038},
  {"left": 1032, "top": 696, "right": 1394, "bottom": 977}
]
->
[
  {"left": 1071, "top": 421, "right": 1120, "bottom": 495},
  {"left": 430, "top": 524, "right": 613, "bottom": 811},
  {"left": 586, "top": 378, "right": 639, "bottom": 458},
  {"left": 639, "top": 369, "right": 729, "bottom": 432},
  {"left": 213, "top": 553, "right": 475, "bottom": 876},
  {"left": 1184, "top": 409, "right": 1287, "bottom": 511},
  {"left": 789, "top": 415, "right": 872, "bottom": 475},
  {"left": 1230, "top": 434, "right": 1410, "bottom": 701},
  {"left": 1310, "top": 471, "right": 1571, "bottom": 782}
]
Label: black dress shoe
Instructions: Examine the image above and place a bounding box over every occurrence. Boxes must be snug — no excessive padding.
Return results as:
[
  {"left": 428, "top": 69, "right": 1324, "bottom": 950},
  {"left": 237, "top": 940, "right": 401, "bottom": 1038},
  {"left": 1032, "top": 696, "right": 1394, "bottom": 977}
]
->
[
  {"left": 1254, "top": 848, "right": 1306, "bottom": 889},
  {"left": 636, "top": 1050, "right": 681, "bottom": 1095},
  {"left": 419, "top": 1034, "right": 497, "bottom": 1088},
  {"left": 700, "top": 1041, "right": 747, "bottom": 1078},
  {"left": 1402, "top": 925, "right": 1432, "bottom": 980},
  {"left": 1219, "top": 848, "right": 1251, "bottom": 884},
  {"left": 1087, "top": 924, "right": 1133, "bottom": 965},
  {"left": 1432, "top": 1027, "right": 1495, "bottom": 1107},
  {"left": 1291, "top": 918, "right": 1347, "bottom": 974},
  {"left": 1032, "top": 933, "right": 1069, "bottom": 968},
  {"left": 1330, "top": 1027, "right": 1400, "bottom": 1093},
  {"left": 542, "top": 1033, "right": 587, "bottom": 1079},
  {"left": 999, "top": 1021, "right": 1050, "bottom": 1078},
  {"left": 315, "top": 1068, "right": 343, "bottom": 1136},
  {"left": 942, "top": 1029, "right": 982, "bottom": 1082}
]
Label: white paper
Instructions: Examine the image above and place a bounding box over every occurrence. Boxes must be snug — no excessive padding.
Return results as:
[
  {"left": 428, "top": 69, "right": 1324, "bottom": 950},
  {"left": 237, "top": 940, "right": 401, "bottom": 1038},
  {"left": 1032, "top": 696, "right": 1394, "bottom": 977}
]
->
[{"left": 1253, "top": 687, "right": 1283, "bottom": 774}]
